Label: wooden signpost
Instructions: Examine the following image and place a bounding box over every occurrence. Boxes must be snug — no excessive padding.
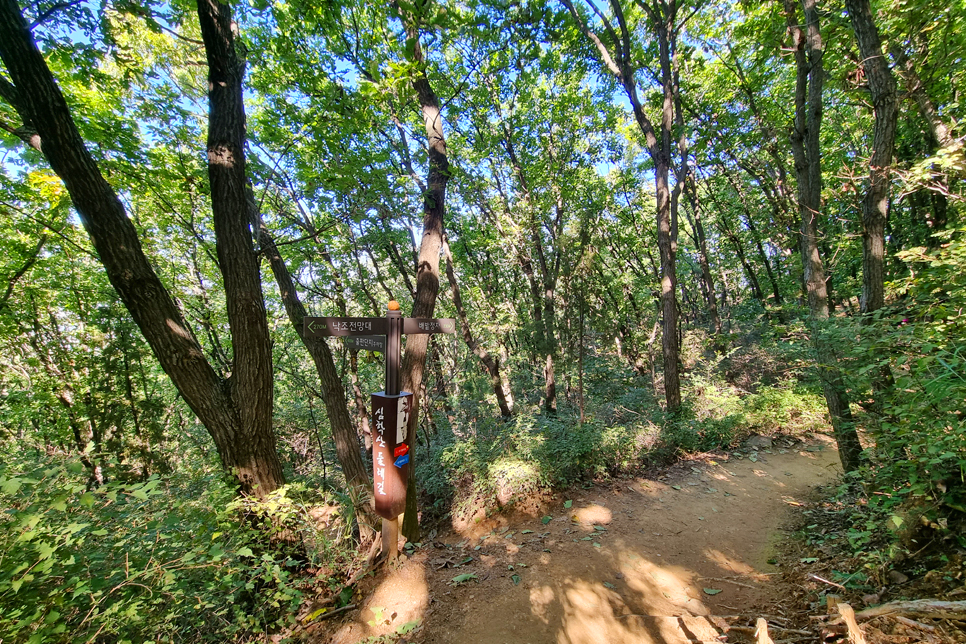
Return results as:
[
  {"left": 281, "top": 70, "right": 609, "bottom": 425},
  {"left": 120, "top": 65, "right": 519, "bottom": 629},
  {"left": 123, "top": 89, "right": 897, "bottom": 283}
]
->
[{"left": 304, "top": 302, "right": 455, "bottom": 561}]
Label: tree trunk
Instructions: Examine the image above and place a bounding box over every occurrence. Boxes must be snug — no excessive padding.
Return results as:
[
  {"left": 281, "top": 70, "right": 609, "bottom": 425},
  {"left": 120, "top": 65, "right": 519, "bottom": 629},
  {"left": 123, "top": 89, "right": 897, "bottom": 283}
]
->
[
  {"left": 0, "top": 0, "right": 285, "bottom": 497},
  {"left": 197, "top": 0, "right": 284, "bottom": 496},
  {"left": 444, "top": 240, "right": 512, "bottom": 418},
  {"left": 561, "top": 0, "right": 683, "bottom": 411},
  {"left": 845, "top": 0, "right": 898, "bottom": 317},
  {"left": 258, "top": 226, "right": 372, "bottom": 504},
  {"left": 684, "top": 177, "right": 721, "bottom": 335},
  {"left": 397, "top": 5, "right": 451, "bottom": 543},
  {"left": 783, "top": 0, "right": 863, "bottom": 472}
]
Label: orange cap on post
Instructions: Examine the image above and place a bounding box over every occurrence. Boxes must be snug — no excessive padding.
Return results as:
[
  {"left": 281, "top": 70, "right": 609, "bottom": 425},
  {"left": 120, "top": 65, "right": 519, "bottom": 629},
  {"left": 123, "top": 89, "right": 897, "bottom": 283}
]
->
[{"left": 388, "top": 300, "right": 400, "bottom": 311}]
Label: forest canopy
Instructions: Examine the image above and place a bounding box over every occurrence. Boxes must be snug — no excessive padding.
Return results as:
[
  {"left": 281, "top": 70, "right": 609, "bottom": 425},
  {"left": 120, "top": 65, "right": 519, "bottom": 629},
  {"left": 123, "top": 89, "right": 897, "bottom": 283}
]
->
[{"left": 0, "top": 0, "right": 963, "bottom": 640}]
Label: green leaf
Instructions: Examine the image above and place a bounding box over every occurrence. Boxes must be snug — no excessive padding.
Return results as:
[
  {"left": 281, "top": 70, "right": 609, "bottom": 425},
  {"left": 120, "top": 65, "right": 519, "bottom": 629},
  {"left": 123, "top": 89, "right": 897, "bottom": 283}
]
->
[
  {"left": 564, "top": 499, "right": 572, "bottom": 508},
  {"left": 511, "top": 574, "right": 521, "bottom": 585},
  {"left": 541, "top": 515, "right": 552, "bottom": 524},
  {"left": 0, "top": 477, "right": 21, "bottom": 495},
  {"left": 396, "top": 620, "right": 421, "bottom": 634},
  {"left": 450, "top": 573, "right": 478, "bottom": 586},
  {"left": 703, "top": 588, "right": 723, "bottom": 595},
  {"left": 236, "top": 546, "right": 255, "bottom": 558}
]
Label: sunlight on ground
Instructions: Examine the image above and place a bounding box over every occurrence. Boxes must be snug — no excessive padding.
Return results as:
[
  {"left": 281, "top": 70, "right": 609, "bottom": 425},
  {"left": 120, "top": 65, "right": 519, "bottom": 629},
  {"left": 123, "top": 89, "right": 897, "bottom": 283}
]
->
[
  {"left": 330, "top": 560, "right": 429, "bottom": 643},
  {"left": 323, "top": 444, "right": 840, "bottom": 643},
  {"left": 571, "top": 503, "right": 613, "bottom": 525}
]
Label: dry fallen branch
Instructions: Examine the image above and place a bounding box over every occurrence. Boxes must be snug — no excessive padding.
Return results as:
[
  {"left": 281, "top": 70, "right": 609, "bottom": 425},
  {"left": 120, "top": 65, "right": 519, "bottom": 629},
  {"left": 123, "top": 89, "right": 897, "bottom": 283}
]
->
[
  {"left": 837, "top": 603, "right": 867, "bottom": 644},
  {"left": 808, "top": 573, "right": 846, "bottom": 590},
  {"left": 314, "top": 603, "right": 357, "bottom": 621},
  {"left": 730, "top": 625, "right": 813, "bottom": 636},
  {"left": 854, "top": 599, "right": 966, "bottom": 621},
  {"left": 894, "top": 615, "right": 936, "bottom": 632},
  {"left": 756, "top": 617, "right": 776, "bottom": 644}
]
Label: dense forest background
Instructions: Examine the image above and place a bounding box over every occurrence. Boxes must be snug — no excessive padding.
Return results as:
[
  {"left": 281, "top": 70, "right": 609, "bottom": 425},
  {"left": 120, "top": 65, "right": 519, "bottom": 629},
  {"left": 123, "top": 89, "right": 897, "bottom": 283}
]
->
[{"left": 0, "top": 0, "right": 963, "bottom": 640}]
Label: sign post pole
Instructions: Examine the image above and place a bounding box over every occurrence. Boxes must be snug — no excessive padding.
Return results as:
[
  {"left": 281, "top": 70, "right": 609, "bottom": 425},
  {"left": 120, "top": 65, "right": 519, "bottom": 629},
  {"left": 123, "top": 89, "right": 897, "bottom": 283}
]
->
[{"left": 303, "top": 303, "right": 455, "bottom": 564}]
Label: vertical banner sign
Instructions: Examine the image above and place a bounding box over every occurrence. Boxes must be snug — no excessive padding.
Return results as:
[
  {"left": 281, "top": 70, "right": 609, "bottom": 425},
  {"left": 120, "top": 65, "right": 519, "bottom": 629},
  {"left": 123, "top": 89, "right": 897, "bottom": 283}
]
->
[
  {"left": 370, "top": 391, "right": 413, "bottom": 519},
  {"left": 303, "top": 305, "right": 456, "bottom": 523}
]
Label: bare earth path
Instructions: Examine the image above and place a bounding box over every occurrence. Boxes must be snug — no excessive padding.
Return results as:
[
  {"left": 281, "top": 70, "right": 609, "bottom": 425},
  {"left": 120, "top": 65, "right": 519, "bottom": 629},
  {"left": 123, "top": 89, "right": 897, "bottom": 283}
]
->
[{"left": 325, "top": 435, "right": 840, "bottom": 644}]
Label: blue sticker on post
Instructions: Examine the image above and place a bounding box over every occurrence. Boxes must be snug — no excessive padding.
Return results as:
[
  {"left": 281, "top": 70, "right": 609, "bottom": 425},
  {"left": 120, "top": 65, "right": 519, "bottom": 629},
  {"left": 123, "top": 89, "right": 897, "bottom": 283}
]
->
[{"left": 394, "top": 454, "right": 410, "bottom": 468}]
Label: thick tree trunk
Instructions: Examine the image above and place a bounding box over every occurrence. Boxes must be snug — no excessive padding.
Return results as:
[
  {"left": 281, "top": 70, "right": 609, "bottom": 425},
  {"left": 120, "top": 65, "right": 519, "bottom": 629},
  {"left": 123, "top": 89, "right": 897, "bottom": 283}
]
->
[
  {"left": 784, "top": 0, "right": 863, "bottom": 472},
  {"left": 0, "top": 0, "right": 285, "bottom": 497},
  {"left": 845, "top": 0, "right": 898, "bottom": 317},
  {"left": 197, "top": 0, "right": 283, "bottom": 496}
]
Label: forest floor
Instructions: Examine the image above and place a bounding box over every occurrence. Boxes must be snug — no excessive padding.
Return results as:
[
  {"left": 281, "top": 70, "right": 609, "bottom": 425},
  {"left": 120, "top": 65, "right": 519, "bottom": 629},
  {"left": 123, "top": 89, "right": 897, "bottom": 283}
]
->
[{"left": 310, "top": 433, "right": 856, "bottom": 644}]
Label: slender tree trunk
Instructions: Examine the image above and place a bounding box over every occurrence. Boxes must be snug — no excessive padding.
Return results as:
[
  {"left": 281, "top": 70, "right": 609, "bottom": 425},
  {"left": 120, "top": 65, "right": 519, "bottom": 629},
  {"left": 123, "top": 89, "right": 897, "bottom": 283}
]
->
[
  {"left": 684, "top": 178, "right": 721, "bottom": 335},
  {"left": 258, "top": 226, "right": 371, "bottom": 504},
  {"left": 348, "top": 351, "right": 372, "bottom": 450},
  {"left": 783, "top": 0, "right": 863, "bottom": 472},
  {"left": 561, "top": 0, "right": 683, "bottom": 410},
  {"left": 444, "top": 240, "right": 512, "bottom": 418},
  {"left": 397, "top": 5, "right": 451, "bottom": 542}
]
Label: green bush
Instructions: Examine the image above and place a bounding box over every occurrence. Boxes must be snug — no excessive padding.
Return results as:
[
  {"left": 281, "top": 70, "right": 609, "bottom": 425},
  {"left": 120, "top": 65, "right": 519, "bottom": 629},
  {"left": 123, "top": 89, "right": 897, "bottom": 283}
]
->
[
  {"left": 418, "top": 408, "right": 660, "bottom": 520},
  {"left": 0, "top": 452, "right": 350, "bottom": 643}
]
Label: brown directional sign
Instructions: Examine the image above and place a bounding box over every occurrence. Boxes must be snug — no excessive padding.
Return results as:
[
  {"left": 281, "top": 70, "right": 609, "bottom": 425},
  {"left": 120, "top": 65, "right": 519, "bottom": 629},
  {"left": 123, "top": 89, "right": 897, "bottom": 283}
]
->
[
  {"left": 402, "top": 318, "right": 456, "bottom": 335},
  {"left": 304, "top": 317, "right": 388, "bottom": 337},
  {"left": 345, "top": 335, "right": 386, "bottom": 352}
]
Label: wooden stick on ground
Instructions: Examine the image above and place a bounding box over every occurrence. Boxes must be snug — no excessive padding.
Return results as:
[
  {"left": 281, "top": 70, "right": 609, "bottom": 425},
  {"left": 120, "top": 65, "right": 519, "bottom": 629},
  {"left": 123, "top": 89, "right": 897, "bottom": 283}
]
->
[
  {"left": 855, "top": 599, "right": 966, "bottom": 621},
  {"left": 756, "top": 618, "right": 776, "bottom": 644},
  {"left": 838, "top": 603, "right": 867, "bottom": 644}
]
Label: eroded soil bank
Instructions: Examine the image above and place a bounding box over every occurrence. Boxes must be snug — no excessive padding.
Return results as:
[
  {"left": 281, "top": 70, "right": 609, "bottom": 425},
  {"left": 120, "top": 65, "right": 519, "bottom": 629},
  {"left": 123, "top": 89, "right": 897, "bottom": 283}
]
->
[{"left": 320, "top": 435, "right": 841, "bottom": 644}]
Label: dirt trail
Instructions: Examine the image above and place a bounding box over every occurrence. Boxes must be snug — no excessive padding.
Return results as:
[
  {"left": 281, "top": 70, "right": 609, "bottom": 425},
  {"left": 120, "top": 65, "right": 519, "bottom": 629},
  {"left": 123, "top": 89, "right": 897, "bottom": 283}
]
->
[{"left": 325, "top": 435, "right": 841, "bottom": 644}]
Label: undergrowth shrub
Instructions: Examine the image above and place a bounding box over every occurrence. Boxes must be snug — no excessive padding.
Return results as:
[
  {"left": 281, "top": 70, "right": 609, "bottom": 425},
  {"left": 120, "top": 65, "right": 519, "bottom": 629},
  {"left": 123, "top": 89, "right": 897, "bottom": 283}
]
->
[
  {"left": 797, "top": 229, "right": 966, "bottom": 569},
  {"left": 0, "top": 452, "right": 348, "bottom": 643},
  {"left": 419, "top": 410, "right": 660, "bottom": 522}
]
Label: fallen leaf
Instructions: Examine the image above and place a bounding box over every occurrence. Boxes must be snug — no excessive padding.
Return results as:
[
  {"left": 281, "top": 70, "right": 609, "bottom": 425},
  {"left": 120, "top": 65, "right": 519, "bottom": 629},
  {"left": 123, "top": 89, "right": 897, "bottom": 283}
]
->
[
  {"left": 703, "top": 588, "right": 723, "bottom": 595},
  {"left": 450, "top": 573, "right": 478, "bottom": 586},
  {"left": 396, "top": 620, "right": 421, "bottom": 635},
  {"left": 541, "top": 515, "right": 552, "bottom": 524},
  {"left": 512, "top": 574, "right": 521, "bottom": 585},
  {"left": 671, "top": 485, "right": 682, "bottom": 490},
  {"left": 564, "top": 499, "right": 573, "bottom": 509}
]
